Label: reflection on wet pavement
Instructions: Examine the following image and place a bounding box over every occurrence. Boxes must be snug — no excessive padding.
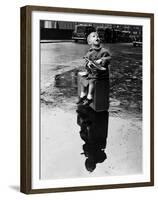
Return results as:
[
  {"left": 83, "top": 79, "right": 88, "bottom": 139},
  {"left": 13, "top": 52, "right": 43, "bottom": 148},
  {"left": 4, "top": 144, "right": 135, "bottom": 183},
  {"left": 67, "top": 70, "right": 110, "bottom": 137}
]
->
[{"left": 76, "top": 105, "right": 109, "bottom": 172}]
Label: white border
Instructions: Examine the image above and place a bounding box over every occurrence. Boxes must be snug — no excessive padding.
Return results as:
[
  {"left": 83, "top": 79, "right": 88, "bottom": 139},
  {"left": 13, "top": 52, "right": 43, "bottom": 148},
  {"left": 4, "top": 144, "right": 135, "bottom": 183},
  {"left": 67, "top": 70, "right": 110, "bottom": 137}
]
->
[{"left": 32, "top": 11, "right": 151, "bottom": 189}]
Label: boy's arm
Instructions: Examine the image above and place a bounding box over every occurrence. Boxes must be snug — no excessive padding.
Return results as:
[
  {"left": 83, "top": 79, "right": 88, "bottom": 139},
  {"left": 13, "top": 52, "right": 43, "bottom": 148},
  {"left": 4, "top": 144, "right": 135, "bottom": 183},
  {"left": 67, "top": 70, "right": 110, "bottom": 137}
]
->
[
  {"left": 95, "top": 51, "right": 111, "bottom": 66},
  {"left": 83, "top": 51, "right": 91, "bottom": 67},
  {"left": 100, "top": 51, "right": 111, "bottom": 66}
]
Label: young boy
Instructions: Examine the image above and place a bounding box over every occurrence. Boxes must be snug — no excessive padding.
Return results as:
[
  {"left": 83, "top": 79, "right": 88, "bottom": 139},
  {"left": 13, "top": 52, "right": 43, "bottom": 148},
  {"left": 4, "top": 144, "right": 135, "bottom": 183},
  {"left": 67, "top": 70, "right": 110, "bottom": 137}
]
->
[{"left": 77, "top": 32, "right": 111, "bottom": 106}]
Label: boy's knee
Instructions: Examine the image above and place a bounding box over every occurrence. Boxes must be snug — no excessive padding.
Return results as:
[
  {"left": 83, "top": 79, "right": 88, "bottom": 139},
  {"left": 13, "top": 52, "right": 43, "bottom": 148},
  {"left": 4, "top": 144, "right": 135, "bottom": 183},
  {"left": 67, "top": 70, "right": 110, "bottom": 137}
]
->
[{"left": 89, "top": 79, "right": 95, "bottom": 84}]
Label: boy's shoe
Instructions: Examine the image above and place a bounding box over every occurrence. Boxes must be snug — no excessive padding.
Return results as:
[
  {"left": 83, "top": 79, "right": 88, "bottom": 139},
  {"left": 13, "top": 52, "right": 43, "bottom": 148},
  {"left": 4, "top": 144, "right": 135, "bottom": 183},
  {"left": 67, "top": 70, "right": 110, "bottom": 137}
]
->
[
  {"left": 83, "top": 98, "right": 93, "bottom": 106},
  {"left": 76, "top": 96, "right": 87, "bottom": 104}
]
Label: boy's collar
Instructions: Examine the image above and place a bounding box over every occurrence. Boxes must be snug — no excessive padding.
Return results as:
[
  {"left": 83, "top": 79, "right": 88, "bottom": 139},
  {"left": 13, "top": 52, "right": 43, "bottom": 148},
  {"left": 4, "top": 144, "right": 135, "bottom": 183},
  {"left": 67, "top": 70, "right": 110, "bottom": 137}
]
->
[{"left": 89, "top": 45, "right": 102, "bottom": 51}]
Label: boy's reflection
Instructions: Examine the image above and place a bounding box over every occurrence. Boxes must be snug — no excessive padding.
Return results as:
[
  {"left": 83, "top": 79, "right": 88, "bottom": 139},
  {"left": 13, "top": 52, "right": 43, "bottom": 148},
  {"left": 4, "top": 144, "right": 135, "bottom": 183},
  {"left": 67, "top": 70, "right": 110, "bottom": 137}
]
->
[{"left": 76, "top": 105, "right": 109, "bottom": 172}]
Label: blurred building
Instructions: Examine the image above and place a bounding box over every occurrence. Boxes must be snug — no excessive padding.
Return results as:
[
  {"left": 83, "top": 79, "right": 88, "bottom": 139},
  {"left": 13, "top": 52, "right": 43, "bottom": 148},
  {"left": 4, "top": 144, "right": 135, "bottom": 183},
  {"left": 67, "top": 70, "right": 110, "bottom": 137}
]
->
[{"left": 40, "top": 20, "right": 142, "bottom": 42}]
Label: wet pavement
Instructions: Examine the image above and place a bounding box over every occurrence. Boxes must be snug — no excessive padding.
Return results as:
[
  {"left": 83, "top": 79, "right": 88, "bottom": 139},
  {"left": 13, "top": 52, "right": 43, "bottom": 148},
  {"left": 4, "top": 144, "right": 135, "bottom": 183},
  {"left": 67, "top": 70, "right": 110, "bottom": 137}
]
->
[
  {"left": 40, "top": 41, "right": 142, "bottom": 180},
  {"left": 77, "top": 105, "right": 109, "bottom": 172},
  {"left": 41, "top": 105, "right": 142, "bottom": 179}
]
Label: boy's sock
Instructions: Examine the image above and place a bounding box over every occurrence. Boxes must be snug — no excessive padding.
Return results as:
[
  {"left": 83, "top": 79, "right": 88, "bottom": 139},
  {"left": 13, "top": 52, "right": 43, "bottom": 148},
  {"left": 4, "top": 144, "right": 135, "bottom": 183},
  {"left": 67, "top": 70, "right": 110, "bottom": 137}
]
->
[
  {"left": 87, "top": 94, "right": 93, "bottom": 100},
  {"left": 80, "top": 92, "right": 86, "bottom": 98}
]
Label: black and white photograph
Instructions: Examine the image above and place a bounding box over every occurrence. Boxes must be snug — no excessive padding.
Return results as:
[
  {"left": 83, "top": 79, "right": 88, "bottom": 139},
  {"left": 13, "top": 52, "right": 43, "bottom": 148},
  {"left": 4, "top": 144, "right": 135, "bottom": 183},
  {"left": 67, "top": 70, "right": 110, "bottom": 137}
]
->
[
  {"left": 20, "top": 6, "right": 154, "bottom": 193},
  {"left": 40, "top": 20, "right": 143, "bottom": 179}
]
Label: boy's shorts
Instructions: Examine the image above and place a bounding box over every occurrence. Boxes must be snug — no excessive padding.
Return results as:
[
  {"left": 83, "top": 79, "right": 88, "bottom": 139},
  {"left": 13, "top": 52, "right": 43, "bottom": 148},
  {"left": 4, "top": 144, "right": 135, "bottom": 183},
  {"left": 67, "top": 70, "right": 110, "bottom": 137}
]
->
[{"left": 80, "top": 76, "right": 96, "bottom": 87}]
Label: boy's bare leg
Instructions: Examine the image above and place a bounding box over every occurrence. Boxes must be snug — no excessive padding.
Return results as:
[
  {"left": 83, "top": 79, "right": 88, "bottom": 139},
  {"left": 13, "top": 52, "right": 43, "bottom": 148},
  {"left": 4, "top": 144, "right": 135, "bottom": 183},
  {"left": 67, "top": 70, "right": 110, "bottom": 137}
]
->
[
  {"left": 80, "top": 84, "right": 87, "bottom": 98},
  {"left": 77, "top": 83, "right": 87, "bottom": 104},
  {"left": 87, "top": 82, "right": 94, "bottom": 100},
  {"left": 82, "top": 82, "right": 94, "bottom": 106}
]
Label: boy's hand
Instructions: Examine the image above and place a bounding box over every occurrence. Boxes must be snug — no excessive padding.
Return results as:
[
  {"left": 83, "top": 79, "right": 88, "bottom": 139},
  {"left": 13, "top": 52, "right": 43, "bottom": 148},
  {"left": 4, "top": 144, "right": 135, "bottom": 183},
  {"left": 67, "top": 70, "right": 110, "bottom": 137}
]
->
[
  {"left": 95, "top": 59, "right": 102, "bottom": 64},
  {"left": 87, "top": 61, "right": 93, "bottom": 67}
]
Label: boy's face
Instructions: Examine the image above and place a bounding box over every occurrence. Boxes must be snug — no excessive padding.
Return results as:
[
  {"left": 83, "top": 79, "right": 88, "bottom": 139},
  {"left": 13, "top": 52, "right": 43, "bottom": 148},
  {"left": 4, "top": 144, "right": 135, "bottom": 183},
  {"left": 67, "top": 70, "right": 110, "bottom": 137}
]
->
[{"left": 89, "top": 32, "right": 100, "bottom": 46}]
